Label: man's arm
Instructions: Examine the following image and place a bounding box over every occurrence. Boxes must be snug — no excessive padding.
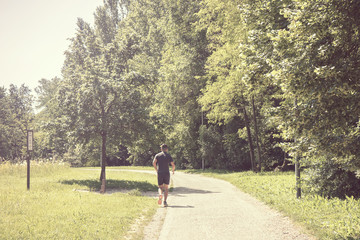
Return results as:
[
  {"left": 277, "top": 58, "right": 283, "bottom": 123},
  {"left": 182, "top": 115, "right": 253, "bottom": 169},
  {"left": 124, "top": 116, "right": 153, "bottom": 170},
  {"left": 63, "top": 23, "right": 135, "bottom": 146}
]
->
[
  {"left": 171, "top": 162, "right": 175, "bottom": 175},
  {"left": 153, "top": 158, "right": 158, "bottom": 172}
]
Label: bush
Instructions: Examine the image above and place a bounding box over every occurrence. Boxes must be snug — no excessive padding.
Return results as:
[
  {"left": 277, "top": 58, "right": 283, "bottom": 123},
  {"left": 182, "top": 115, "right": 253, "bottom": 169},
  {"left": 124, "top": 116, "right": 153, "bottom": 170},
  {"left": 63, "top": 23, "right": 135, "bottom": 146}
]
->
[
  {"left": 198, "top": 125, "right": 225, "bottom": 169},
  {"left": 304, "top": 158, "right": 360, "bottom": 199},
  {"left": 223, "top": 133, "right": 251, "bottom": 170},
  {"left": 198, "top": 124, "right": 252, "bottom": 171}
]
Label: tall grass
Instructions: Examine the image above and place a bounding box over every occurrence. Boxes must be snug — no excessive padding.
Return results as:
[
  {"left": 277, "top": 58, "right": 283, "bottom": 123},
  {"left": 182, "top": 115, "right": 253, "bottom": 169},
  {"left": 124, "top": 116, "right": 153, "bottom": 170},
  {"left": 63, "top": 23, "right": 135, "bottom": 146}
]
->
[{"left": 0, "top": 159, "right": 70, "bottom": 178}]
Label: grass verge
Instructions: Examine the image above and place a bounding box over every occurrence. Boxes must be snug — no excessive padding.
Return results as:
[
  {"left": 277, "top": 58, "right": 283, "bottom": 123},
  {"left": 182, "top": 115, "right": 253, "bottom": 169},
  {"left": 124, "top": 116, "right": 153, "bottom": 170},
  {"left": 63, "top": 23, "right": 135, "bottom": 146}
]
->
[
  {"left": 0, "top": 162, "right": 159, "bottom": 240},
  {"left": 83, "top": 166, "right": 155, "bottom": 171},
  {"left": 185, "top": 169, "right": 360, "bottom": 240}
]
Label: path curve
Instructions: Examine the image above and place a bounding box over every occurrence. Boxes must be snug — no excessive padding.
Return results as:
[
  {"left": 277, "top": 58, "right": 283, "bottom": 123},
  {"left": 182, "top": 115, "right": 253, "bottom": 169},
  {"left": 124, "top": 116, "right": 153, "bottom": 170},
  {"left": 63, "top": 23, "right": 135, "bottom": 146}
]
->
[
  {"left": 82, "top": 169, "right": 314, "bottom": 239},
  {"left": 152, "top": 172, "right": 314, "bottom": 240}
]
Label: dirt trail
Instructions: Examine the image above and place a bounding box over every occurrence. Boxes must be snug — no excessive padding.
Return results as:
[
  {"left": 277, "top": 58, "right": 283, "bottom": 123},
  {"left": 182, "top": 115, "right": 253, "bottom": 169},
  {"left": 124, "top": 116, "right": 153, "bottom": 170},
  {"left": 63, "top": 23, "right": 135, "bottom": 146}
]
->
[{"left": 145, "top": 172, "right": 314, "bottom": 240}]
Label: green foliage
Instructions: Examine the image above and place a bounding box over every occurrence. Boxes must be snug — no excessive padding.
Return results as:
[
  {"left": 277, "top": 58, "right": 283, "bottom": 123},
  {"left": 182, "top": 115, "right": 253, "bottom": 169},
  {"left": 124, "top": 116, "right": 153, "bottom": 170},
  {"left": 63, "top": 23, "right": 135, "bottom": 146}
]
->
[
  {"left": 0, "top": 85, "right": 34, "bottom": 160},
  {"left": 0, "top": 87, "right": 12, "bottom": 159},
  {"left": 144, "top": 0, "right": 209, "bottom": 169},
  {"left": 222, "top": 130, "right": 251, "bottom": 170},
  {"left": 198, "top": 125, "right": 224, "bottom": 169},
  {"left": 34, "top": 77, "right": 68, "bottom": 158},
  {"left": 197, "top": 0, "right": 291, "bottom": 172},
  {"left": 198, "top": 123, "right": 251, "bottom": 170},
  {"left": 4, "top": 0, "right": 360, "bottom": 199},
  {"left": 304, "top": 156, "right": 360, "bottom": 199},
  {"left": 270, "top": 0, "right": 360, "bottom": 169},
  {"left": 3, "top": 2, "right": 360, "bottom": 238},
  {"left": 197, "top": 0, "right": 360, "bottom": 176}
]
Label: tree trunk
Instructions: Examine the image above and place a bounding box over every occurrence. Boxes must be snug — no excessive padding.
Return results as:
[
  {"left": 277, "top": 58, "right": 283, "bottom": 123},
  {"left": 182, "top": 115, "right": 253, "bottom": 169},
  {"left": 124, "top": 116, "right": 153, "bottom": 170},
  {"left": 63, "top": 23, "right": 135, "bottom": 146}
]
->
[
  {"left": 243, "top": 106, "right": 255, "bottom": 172},
  {"left": 294, "top": 98, "right": 301, "bottom": 198},
  {"left": 100, "top": 131, "right": 107, "bottom": 182},
  {"left": 295, "top": 154, "right": 301, "bottom": 198},
  {"left": 251, "top": 96, "right": 262, "bottom": 172},
  {"left": 282, "top": 151, "right": 287, "bottom": 168},
  {"left": 201, "top": 111, "right": 205, "bottom": 170}
]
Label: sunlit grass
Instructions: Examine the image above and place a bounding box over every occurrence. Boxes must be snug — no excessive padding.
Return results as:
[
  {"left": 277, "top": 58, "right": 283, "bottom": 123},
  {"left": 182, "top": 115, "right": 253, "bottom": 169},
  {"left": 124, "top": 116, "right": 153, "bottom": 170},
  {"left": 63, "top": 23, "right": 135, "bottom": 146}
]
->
[
  {"left": 186, "top": 169, "right": 360, "bottom": 240},
  {"left": 82, "top": 166, "right": 155, "bottom": 173},
  {"left": 0, "top": 162, "right": 158, "bottom": 240}
]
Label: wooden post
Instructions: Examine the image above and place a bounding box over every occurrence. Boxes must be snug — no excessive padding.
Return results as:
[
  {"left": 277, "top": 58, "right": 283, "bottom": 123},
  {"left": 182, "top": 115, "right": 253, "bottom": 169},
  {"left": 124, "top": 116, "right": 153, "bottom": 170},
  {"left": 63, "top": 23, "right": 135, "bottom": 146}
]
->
[
  {"left": 294, "top": 99, "right": 301, "bottom": 198},
  {"left": 295, "top": 156, "right": 301, "bottom": 198},
  {"left": 27, "top": 130, "right": 33, "bottom": 190},
  {"left": 27, "top": 153, "right": 30, "bottom": 190}
]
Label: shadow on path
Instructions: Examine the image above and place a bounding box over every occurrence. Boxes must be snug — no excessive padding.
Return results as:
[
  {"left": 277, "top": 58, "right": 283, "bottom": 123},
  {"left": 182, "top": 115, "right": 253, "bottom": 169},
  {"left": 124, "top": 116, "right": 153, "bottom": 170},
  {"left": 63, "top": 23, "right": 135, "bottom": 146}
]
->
[
  {"left": 166, "top": 205, "right": 195, "bottom": 208},
  {"left": 172, "top": 186, "right": 218, "bottom": 195},
  {"left": 60, "top": 179, "right": 158, "bottom": 192}
]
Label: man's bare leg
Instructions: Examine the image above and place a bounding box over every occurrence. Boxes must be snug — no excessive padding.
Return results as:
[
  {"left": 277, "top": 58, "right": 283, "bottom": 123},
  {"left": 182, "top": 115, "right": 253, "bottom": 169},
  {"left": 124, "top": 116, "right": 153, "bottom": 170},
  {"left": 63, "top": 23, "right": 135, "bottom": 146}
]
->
[
  {"left": 158, "top": 185, "right": 164, "bottom": 195},
  {"left": 158, "top": 184, "right": 164, "bottom": 205},
  {"left": 164, "top": 184, "right": 169, "bottom": 203}
]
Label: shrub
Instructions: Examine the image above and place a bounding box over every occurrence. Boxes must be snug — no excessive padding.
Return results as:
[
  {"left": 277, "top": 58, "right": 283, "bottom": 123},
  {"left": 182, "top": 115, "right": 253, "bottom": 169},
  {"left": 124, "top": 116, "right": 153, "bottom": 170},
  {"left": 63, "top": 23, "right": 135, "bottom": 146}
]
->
[{"left": 304, "top": 158, "right": 360, "bottom": 199}]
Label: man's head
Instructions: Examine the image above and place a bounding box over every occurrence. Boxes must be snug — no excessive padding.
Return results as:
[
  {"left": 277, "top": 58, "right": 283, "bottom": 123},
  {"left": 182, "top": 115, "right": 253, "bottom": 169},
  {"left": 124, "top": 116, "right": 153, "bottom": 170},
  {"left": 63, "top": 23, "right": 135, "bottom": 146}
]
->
[{"left": 161, "top": 144, "right": 168, "bottom": 152}]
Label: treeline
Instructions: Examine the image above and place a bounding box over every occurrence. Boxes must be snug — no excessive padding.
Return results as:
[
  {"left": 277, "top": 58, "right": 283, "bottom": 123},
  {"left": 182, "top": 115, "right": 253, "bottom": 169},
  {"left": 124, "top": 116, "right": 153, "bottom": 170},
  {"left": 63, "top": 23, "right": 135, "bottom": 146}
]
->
[
  {"left": 0, "top": 85, "right": 33, "bottom": 159},
  {"left": 1, "top": 0, "right": 360, "bottom": 197}
]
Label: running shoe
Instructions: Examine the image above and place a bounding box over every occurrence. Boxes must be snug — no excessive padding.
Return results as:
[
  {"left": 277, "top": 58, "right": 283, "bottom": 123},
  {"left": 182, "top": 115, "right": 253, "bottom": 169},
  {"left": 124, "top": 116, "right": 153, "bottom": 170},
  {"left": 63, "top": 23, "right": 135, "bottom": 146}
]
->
[{"left": 158, "top": 194, "right": 163, "bottom": 205}]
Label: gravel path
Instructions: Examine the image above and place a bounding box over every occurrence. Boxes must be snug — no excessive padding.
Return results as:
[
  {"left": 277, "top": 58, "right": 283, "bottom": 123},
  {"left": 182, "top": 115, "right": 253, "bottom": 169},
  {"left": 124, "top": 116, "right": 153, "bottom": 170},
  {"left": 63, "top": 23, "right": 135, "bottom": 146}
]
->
[
  {"left": 145, "top": 172, "right": 314, "bottom": 240},
  {"left": 81, "top": 169, "right": 314, "bottom": 239}
]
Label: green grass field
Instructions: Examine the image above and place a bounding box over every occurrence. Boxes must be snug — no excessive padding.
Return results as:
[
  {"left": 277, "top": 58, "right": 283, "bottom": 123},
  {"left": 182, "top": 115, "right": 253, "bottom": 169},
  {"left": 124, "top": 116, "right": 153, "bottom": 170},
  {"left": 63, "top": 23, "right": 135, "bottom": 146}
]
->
[
  {"left": 0, "top": 162, "right": 158, "bottom": 240},
  {"left": 185, "top": 169, "right": 360, "bottom": 240},
  {"left": 3, "top": 162, "right": 359, "bottom": 240}
]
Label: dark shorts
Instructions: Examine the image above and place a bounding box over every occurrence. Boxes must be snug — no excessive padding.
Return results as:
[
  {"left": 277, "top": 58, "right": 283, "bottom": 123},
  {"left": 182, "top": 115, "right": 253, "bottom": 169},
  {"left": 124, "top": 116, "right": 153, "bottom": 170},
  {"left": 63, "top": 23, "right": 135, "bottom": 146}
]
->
[{"left": 157, "top": 172, "right": 170, "bottom": 186}]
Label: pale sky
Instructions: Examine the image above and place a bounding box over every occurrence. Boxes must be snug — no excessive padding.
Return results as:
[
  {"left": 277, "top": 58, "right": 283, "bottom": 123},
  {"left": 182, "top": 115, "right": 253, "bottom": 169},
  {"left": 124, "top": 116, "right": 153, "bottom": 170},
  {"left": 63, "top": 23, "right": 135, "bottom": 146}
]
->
[{"left": 0, "top": 0, "right": 102, "bottom": 92}]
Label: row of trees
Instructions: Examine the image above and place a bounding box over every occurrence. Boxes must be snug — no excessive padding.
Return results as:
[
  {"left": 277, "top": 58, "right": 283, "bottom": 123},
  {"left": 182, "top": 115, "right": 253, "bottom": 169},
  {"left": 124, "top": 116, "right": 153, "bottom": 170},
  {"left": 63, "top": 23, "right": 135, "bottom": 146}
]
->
[
  {"left": 1, "top": 0, "right": 359, "bottom": 197},
  {"left": 0, "top": 85, "right": 33, "bottom": 160}
]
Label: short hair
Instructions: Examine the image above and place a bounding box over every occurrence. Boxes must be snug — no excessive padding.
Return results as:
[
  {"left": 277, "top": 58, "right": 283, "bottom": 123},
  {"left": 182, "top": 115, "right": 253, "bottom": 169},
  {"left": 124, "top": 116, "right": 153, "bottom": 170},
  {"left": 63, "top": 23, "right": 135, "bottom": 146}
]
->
[{"left": 161, "top": 144, "right": 168, "bottom": 150}]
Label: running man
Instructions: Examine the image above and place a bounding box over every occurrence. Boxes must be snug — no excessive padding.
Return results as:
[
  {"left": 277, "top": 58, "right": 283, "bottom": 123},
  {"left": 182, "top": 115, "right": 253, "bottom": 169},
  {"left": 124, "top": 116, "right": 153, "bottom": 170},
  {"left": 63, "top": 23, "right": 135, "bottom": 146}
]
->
[{"left": 153, "top": 144, "right": 175, "bottom": 207}]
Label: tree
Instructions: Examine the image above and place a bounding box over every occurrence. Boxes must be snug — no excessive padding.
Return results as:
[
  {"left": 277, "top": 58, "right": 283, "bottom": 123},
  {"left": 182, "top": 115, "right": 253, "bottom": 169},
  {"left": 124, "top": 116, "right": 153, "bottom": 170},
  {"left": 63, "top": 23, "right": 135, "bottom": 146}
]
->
[
  {"left": 114, "top": 0, "right": 168, "bottom": 164},
  {"left": 271, "top": 0, "right": 360, "bottom": 170},
  {"left": 34, "top": 77, "right": 69, "bottom": 159},
  {"left": 59, "top": 1, "right": 139, "bottom": 184},
  {"left": 265, "top": 0, "right": 360, "bottom": 197},
  {"left": 5, "top": 84, "right": 34, "bottom": 160},
  {"left": 0, "top": 85, "right": 34, "bottom": 160},
  {"left": 0, "top": 87, "right": 12, "bottom": 159},
  {"left": 110, "top": 0, "right": 215, "bottom": 168},
  {"left": 197, "top": 0, "right": 257, "bottom": 170}
]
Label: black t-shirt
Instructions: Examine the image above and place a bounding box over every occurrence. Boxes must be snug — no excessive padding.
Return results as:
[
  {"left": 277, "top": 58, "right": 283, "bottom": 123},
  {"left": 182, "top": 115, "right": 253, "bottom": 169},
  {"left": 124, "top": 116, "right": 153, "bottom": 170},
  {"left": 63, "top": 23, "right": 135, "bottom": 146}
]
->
[{"left": 155, "top": 151, "right": 173, "bottom": 173}]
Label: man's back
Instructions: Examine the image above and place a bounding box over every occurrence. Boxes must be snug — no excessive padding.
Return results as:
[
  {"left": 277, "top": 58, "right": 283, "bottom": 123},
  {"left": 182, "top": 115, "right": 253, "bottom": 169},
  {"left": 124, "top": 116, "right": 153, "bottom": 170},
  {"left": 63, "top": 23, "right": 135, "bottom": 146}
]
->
[{"left": 155, "top": 151, "right": 173, "bottom": 173}]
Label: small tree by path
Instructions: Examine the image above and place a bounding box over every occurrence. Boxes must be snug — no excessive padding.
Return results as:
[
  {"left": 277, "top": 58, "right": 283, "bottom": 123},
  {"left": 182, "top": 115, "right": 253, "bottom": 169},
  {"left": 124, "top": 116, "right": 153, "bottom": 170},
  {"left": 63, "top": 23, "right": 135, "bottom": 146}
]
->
[{"left": 58, "top": 2, "right": 146, "bottom": 189}]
